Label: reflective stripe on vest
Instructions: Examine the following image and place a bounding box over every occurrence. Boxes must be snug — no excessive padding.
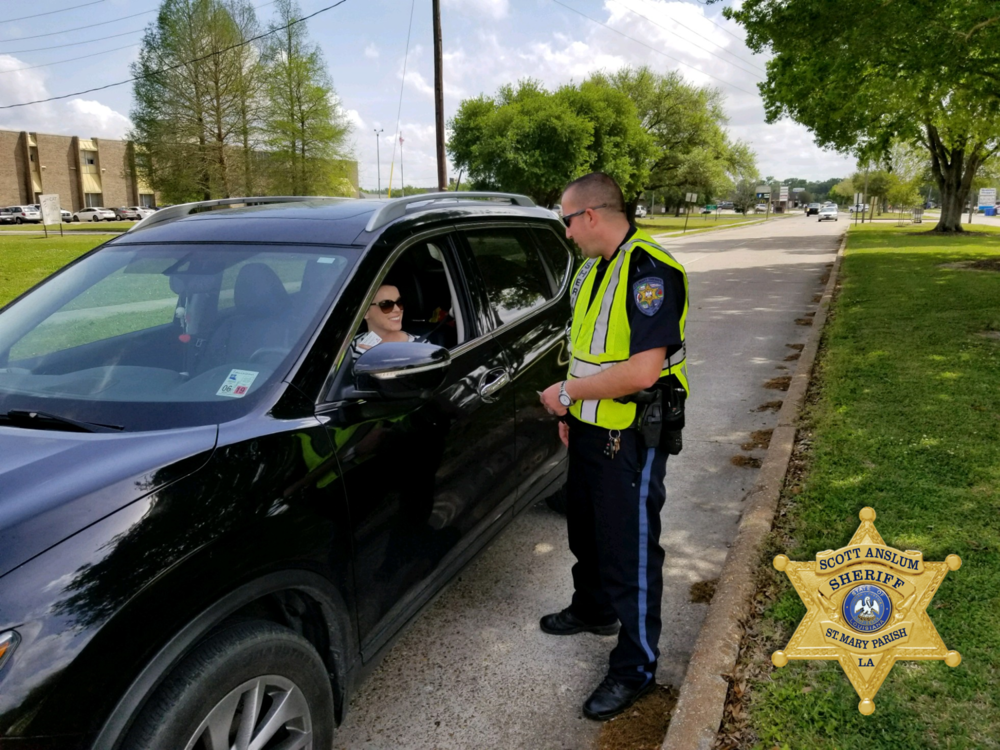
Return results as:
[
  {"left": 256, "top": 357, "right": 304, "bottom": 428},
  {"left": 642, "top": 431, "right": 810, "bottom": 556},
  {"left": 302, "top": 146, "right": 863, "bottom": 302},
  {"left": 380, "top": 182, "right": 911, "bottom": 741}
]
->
[{"left": 567, "top": 228, "right": 689, "bottom": 430}]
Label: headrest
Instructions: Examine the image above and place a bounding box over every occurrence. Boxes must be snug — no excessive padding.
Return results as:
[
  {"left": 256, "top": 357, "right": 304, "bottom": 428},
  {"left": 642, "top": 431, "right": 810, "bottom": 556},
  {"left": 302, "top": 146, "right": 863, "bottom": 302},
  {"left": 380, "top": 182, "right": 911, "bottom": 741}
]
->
[
  {"left": 234, "top": 263, "right": 290, "bottom": 316},
  {"left": 169, "top": 274, "right": 219, "bottom": 295}
]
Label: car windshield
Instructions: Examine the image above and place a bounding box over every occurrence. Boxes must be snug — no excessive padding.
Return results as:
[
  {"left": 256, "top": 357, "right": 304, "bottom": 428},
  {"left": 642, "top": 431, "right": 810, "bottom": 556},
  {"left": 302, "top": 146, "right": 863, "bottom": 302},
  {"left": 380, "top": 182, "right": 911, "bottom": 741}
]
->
[{"left": 0, "top": 241, "right": 358, "bottom": 430}]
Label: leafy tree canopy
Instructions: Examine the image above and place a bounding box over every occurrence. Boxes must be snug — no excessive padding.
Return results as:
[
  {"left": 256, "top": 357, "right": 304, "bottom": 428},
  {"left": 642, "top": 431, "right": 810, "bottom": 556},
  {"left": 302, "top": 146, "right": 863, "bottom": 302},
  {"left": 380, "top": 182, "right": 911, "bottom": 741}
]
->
[
  {"left": 722, "top": 0, "right": 1000, "bottom": 231},
  {"left": 448, "top": 79, "right": 653, "bottom": 208}
]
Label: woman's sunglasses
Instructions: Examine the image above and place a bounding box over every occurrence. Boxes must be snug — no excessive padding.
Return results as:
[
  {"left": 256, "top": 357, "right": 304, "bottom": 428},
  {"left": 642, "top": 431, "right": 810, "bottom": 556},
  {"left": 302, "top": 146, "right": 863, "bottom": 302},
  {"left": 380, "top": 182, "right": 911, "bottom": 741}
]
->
[{"left": 370, "top": 297, "right": 404, "bottom": 313}]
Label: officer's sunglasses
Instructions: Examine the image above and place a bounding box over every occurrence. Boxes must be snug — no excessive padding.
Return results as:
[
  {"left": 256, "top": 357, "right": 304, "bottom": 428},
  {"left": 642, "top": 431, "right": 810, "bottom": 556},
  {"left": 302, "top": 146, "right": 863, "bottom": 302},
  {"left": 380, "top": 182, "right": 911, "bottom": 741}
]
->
[
  {"left": 370, "top": 297, "right": 404, "bottom": 313},
  {"left": 561, "top": 204, "right": 608, "bottom": 227}
]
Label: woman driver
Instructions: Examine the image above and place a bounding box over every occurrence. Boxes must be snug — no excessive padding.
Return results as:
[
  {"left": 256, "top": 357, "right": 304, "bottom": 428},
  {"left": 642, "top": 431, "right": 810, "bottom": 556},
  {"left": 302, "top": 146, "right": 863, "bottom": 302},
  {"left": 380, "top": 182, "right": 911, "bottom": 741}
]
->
[{"left": 350, "top": 284, "right": 417, "bottom": 357}]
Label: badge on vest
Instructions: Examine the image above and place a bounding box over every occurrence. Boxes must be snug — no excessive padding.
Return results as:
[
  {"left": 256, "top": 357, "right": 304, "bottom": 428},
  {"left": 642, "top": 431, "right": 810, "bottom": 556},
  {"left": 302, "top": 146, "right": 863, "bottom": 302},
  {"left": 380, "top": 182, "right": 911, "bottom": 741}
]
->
[{"left": 633, "top": 277, "right": 665, "bottom": 316}]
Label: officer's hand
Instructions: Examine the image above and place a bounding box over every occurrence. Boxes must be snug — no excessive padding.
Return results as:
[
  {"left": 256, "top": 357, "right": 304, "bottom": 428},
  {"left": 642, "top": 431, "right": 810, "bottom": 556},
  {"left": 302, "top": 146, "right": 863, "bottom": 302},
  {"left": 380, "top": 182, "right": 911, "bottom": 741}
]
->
[
  {"left": 539, "top": 382, "right": 567, "bottom": 416},
  {"left": 558, "top": 420, "right": 569, "bottom": 447}
]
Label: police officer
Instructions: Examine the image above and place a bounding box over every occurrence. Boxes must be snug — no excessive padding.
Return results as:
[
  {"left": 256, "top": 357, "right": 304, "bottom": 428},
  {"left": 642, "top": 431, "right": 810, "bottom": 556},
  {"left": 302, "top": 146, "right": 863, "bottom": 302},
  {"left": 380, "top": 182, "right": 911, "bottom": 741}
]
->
[{"left": 539, "top": 172, "right": 689, "bottom": 720}]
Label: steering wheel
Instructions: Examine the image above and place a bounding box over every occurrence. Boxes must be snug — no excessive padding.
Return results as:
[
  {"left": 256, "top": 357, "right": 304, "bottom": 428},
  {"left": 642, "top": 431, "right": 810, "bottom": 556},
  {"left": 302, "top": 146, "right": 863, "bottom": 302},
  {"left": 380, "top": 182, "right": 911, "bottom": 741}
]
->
[{"left": 248, "top": 347, "right": 290, "bottom": 365}]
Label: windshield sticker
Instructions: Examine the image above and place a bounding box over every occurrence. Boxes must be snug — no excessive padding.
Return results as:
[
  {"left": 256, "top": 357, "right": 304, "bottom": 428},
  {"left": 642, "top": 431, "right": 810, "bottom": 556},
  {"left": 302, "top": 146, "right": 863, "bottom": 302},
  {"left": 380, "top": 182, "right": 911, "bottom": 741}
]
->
[
  {"left": 216, "top": 369, "right": 259, "bottom": 398},
  {"left": 317, "top": 257, "right": 337, "bottom": 264}
]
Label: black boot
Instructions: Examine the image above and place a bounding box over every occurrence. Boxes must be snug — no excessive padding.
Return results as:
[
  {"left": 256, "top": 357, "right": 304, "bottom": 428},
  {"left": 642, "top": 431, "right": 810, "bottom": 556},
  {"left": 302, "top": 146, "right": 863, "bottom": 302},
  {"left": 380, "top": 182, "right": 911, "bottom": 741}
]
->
[
  {"left": 539, "top": 608, "right": 618, "bottom": 636},
  {"left": 582, "top": 676, "right": 655, "bottom": 720}
]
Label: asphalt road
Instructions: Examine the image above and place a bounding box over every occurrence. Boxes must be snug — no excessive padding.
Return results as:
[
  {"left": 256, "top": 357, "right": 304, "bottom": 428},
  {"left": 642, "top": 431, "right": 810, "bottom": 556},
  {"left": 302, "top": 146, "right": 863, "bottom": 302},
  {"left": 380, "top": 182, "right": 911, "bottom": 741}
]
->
[{"left": 332, "top": 213, "right": 843, "bottom": 749}]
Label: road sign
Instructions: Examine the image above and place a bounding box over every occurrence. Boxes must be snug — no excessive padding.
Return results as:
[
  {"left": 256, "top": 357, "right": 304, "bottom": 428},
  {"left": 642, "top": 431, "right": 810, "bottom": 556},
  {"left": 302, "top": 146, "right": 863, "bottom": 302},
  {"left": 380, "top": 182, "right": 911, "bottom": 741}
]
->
[
  {"left": 780, "top": 186, "right": 789, "bottom": 199},
  {"left": 978, "top": 187, "right": 996, "bottom": 209},
  {"left": 686, "top": 192, "right": 697, "bottom": 203},
  {"left": 757, "top": 192, "right": 770, "bottom": 199},
  {"left": 39, "top": 194, "right": 61, "bottom": 225},
  {"left": 792, "top": 187, "right": 805, "bottom": 193}
]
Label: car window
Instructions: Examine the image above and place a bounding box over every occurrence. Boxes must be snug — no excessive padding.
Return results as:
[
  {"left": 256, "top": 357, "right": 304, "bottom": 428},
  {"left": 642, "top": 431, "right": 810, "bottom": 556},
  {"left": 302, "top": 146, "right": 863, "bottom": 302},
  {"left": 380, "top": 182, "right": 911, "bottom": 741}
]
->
[
  {"left": 0, "top": 243, "right": 358, "bottom": 430},
  {"left": 531, "top": 226, "right": 574, "bottom": 294},
  {"left": 464, "top": 227, "right": 554, "bottom": 325},
  {"left": 351, "top": 235, "right": 467, "bottom": 354}
]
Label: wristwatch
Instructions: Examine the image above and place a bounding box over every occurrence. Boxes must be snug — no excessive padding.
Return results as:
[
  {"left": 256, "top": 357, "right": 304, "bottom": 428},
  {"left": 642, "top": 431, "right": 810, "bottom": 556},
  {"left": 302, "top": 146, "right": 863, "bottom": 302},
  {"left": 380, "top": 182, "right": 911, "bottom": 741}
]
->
[{"left": 558, "top": 381, "right": 573, "bottom": 408}]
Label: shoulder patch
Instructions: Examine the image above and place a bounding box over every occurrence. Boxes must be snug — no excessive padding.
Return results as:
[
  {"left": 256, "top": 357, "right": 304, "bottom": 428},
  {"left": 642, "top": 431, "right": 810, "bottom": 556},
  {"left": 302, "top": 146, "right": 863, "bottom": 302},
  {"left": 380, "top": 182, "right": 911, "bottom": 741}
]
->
[{"left": 633, "top": 276, "right": 665, "bottom": 316}]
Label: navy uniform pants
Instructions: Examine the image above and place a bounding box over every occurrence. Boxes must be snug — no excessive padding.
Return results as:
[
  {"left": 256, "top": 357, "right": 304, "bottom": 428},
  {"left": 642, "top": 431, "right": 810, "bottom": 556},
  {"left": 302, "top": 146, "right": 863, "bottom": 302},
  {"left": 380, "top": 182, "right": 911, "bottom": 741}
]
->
[{"left": 565, "top": 416, "right": 668, "bottom": 688}]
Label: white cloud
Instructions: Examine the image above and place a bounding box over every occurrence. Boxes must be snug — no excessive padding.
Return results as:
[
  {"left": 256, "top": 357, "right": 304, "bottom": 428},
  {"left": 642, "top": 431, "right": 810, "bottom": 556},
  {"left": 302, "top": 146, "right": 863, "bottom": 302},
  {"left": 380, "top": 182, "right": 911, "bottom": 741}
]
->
[
  {"left": 442, "top": 0, "right": 509, "bottom": 21},
  {"left": 0, "top": 55, "right": 131, "bottom": 138},
  {"left": 364, "top": 43, "right": 379, "bottom": 59}
]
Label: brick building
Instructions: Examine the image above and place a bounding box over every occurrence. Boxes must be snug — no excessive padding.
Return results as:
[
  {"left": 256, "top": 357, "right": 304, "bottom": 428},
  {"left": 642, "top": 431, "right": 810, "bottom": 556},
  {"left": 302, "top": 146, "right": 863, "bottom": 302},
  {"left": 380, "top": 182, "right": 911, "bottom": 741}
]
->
[{"left": 0, "top": 128, "right": 156, "bottom": 212}]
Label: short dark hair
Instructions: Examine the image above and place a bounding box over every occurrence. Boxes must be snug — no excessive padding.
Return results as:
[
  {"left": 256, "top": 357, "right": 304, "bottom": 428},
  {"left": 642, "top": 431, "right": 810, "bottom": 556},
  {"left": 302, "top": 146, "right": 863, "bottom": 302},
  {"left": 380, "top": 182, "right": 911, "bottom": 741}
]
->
[{"left": 563, "top": 172, "right": 626, "bottom": 215}]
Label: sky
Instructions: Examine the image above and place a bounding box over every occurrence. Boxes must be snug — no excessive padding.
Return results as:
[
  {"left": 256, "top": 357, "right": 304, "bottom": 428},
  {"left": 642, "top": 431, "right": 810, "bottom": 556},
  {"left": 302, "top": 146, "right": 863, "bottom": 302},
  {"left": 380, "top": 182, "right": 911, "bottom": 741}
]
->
[{"left": 0, "top": 0, "right": 857, "bottom": 192}]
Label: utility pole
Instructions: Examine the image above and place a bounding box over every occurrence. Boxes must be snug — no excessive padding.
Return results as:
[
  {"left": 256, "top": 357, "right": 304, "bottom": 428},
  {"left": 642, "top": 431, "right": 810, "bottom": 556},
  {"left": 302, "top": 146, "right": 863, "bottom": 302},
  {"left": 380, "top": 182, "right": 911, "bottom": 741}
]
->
[
  {"left": 862, "top": 166, "right": 869, "bottom": 224},
  {"left": 399, "top": 135, "right": 405, "bottom": 198},
  {"left": 433, "top": 0, "right": 447, "bottom": 191},
  {"left": 374, "top": 128, "right": 383, "bottom": 198}
]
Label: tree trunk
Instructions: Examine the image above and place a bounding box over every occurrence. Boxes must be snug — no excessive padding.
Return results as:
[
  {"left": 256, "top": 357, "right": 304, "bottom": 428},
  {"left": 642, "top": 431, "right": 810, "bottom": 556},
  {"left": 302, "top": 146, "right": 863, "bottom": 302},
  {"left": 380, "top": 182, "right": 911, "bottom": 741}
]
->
[
  {"left": 924, "top": 122, "right": 984, "bottom": 232},
  {"left": 625, "top": 196, "right": 640, "bottom": 222}
]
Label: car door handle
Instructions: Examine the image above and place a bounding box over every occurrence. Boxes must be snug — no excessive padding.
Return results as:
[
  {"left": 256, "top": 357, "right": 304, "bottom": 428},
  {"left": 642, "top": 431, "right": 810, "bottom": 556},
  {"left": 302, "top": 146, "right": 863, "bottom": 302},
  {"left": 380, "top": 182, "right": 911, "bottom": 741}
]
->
[{"left": 478, "top": 368, "right": 510, "bottom": 403}]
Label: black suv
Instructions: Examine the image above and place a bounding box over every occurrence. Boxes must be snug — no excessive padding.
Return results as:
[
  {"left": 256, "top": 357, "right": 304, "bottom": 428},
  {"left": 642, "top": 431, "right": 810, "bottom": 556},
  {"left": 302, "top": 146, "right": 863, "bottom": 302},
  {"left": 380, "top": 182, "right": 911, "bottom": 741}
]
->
[{"left": 0, "top": 194, "right": 573, "bottom": 748}]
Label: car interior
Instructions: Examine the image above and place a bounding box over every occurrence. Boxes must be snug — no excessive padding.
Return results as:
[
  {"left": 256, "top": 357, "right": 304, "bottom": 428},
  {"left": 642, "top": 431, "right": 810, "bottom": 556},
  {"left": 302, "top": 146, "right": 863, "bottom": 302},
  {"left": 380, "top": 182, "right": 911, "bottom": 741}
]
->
[
  {"left": 0, "top": 248, "right": 352, "bottom": 405},
  {"left": 353, "top": 239, "right": 466, "bottom": 351}
]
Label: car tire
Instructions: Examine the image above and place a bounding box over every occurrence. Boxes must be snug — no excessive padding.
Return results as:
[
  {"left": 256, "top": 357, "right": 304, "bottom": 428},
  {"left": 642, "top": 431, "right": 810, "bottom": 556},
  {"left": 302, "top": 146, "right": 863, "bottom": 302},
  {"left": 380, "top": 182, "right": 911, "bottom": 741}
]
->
[
  {"left": 15, "top": 218, "right": 22, "bottom": 224},
  {"left": 92, "top": 216, "right": 99, "bottom": 222},
  {"left": 120, "top": 620, "right": 335, "bottom": 750},
  {"left": 73, "top": 216, "right": 80, "bottom": 222}
]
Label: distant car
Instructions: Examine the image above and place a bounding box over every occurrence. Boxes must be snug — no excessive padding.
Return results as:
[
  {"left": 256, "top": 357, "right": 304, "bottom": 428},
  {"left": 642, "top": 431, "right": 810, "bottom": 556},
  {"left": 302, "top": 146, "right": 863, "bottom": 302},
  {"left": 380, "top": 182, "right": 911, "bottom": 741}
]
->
[
  {"left": 718, "top": 201, "right": 734, "bottom": 210},
  {"left": 7, "top": 206, "right": 41, "bottom": 224},
  {"left": 849, "top": 203, "right": 870, "bottom": 214},
  {"left": 755, "top": 203, "right": 768, "bottom": 213},
  {"left": 551, "top": 204, "right": 562, "bottom": 216},
  {"left": 701, "top": 206, "right": 713, "bottom": 214},
  {"left": 72, "top": 207, "right": 117, "bottom": 222},
  {"left": 112, "top": 207, "right": 141, "bottom": 221},
  {"left": 818, "top": 206, "right": 839, "bottom": 222},
  {"left": 0, "top": 208, "right": 16, "bottom": 224},
  {"left": 805, "top": 203, "right": 821, "bottom": 215},
  {"left": 635, "top": 205, "right": 647, "bottom": 218},
  {"left": 60, "top": 209, "right": 72, "bottom": 222},
  {"left": 129, "top": 206, "right": 157, "bottom": 219}
]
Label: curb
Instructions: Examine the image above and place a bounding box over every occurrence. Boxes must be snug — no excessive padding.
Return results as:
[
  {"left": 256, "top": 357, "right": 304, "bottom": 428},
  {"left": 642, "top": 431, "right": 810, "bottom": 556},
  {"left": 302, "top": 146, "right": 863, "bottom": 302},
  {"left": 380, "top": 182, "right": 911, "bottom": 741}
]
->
[{"left": 660, "top": 231, "right": 848, "bottom": 750}]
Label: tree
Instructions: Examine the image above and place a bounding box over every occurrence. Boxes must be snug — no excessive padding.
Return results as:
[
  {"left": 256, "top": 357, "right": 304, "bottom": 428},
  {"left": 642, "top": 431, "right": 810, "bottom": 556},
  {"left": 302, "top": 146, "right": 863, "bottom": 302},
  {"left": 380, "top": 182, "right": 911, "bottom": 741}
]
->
[
  {"left": 262, "top": 0, "right": 352, "bottom": 195},
  {"left": 828, "top": 178, "right": 854, "bottom": 206},
  {"left": 731, "top": 177, "right": 759, "bottom": 214},
  {"left": 448, "top": 79, "right": 653, "bottom": 208},
  {"left": 589, "top": 66, "right": 755, "bottom": 215},
  {"left": 131, "top": 0, "right": 264, "bottom": 202},
  {"left": 723, "top": 0, "right": 1000, "bottom": 231}
]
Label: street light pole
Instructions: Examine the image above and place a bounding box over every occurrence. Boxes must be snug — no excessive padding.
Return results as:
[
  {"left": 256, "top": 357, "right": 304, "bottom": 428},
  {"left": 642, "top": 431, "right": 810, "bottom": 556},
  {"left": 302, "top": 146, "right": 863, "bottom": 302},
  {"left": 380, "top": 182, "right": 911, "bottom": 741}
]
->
[
  {"left": 374, "top": 128, "right": 383, "bottom": 198},
  {"left": 399, "top": 135, "right": 405, "bottom": 198},
  {"left": 432, "top": 0, "right": 447, "bottom": 191}
]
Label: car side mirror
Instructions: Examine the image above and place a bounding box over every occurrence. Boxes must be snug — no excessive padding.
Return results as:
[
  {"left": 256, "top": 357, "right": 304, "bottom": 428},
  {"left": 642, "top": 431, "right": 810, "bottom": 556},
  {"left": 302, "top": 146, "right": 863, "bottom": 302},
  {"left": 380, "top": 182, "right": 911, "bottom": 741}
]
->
[{"left": 352, "top": 342, "right": 450, "bottom": 399}]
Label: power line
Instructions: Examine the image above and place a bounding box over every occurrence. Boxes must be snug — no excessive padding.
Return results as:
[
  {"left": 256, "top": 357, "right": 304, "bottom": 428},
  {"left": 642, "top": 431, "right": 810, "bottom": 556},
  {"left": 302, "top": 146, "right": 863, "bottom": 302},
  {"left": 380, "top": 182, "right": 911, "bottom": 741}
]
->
[
  {"left": 0, "top": 0, "right": 346, "bottom": 110},
  {"left": 0, "top": 43, "right": 139, "bottom": 75},
  {"left": 0, "top": 8, "right": 155, "bottom": 43},
  {"left": 1, "top": 27, "right": 143, "bottom": 55},
  {"left": 549, "top": 0, "right": 758, "bottom": 96},
  {"left": 0, "top": 0, "right": 280, "bottom": 78},
  {"left": 0, "top": 0, "right": 106, "bottom": 26},
  {"left": 609, "top": 0, "right": 765, "bottom": 76},
  {"left": 388, "top": 0, "right": 417, "bottom": 195}
]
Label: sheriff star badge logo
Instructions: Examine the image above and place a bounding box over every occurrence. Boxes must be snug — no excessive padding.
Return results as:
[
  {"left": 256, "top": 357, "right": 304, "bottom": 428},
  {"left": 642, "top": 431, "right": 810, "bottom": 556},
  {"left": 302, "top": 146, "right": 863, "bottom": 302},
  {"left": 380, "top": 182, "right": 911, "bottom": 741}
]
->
[{"left": 771, "top": 507, "right": 962, "bottom": 715}]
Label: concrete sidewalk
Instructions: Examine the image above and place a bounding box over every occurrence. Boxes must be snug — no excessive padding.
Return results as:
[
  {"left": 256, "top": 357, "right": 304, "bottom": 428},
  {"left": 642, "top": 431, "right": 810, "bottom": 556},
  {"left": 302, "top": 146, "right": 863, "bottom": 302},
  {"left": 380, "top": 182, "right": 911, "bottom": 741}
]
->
[{"left": 331, "top": 214, "right": 842, "bottom": 749}]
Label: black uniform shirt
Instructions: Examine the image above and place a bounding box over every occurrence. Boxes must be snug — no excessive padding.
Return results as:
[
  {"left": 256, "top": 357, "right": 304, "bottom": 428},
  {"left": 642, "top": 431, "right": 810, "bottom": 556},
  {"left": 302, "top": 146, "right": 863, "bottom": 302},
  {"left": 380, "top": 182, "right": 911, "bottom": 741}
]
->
[{"left": 586, "top": 226, "right": 684, "bottom": 362}]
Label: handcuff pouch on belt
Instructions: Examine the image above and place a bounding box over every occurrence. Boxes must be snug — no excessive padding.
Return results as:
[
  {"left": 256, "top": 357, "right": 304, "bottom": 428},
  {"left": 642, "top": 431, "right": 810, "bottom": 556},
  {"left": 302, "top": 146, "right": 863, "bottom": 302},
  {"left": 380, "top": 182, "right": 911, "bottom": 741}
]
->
[{"left": 614, "top": 382, "right": 685, "bottom": 455}]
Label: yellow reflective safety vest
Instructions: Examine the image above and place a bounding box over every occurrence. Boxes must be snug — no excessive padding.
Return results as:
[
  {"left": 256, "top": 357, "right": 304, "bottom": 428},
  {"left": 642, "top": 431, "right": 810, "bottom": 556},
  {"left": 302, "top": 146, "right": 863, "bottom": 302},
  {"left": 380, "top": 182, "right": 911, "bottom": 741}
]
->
[{"left": 567, "top": 227, "right": 689, "bottom": 430}]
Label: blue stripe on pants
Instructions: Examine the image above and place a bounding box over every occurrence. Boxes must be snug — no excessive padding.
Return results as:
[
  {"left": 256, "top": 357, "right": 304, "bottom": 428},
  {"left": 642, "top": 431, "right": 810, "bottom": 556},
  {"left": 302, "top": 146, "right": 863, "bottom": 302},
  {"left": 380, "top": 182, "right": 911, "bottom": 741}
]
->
[{"left": 636, "top": 447, "right": 656, "bottom": 683}]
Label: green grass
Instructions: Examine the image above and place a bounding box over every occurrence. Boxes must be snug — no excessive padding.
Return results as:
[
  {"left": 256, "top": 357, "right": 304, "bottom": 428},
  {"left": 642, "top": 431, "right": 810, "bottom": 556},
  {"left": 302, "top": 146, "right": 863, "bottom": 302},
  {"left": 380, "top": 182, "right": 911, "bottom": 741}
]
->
[
  {"left": 0, "top": 221, "right": 133, "bottom": 232},
  {"left": 0, "top": 235, "right": 106, "bottom": 306},
  {"left": 636, "top": 214, "right": 772, "bottom": 234},
  {"left": 745, "top": 224, "right": 1000, "bottom": 749}
]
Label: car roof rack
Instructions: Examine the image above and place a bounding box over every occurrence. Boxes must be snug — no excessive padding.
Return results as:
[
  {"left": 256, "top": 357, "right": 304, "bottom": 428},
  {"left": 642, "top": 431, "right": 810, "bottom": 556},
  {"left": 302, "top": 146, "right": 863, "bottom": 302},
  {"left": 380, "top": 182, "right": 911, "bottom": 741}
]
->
[
  {"left": 127, "top": 196, "right": 345, "bottom": 233},
  {"left": 364, "top": 192, "right": 536, "bottom": 233}
]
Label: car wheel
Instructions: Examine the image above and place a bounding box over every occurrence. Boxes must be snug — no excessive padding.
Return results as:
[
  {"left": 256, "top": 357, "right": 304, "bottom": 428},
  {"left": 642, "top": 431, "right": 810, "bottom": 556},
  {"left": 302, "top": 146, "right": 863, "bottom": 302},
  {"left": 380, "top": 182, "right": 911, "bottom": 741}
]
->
[
  {"left": 121, "top": 620, "right": 334, "bottom": 750},
  {"left": 15, "top": 218, "right": 22, "bottom": 224},
  {"left": 92, "top": 216, "right": 99, "bottom": 222},
  {"left": 73, "top": 216, "right": 80, "bottom": 222}
]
